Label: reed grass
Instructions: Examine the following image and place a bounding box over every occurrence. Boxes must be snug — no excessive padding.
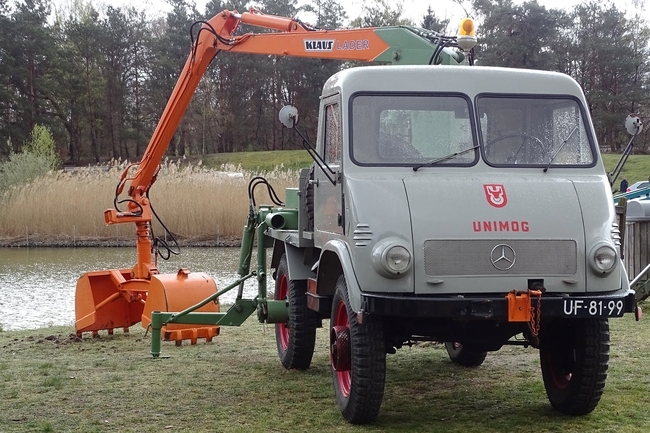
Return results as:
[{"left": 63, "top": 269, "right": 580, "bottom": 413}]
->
[
  {"left": 0, "top": 159, "right": 300, "bottom": 244},
  {"left": 1, "top": 152, "right": 648, "bottom": 245}
]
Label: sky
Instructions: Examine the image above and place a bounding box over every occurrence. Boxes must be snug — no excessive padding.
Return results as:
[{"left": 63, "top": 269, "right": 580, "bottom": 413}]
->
[
  {"left": 77, "top": 0, "right": 650, "bottom": 32},
  {"left": 86, "top": 0, "right": 648, "bottom": 28}
]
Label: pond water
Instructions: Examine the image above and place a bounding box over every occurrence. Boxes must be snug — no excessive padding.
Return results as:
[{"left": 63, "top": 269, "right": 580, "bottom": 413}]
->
[{"left": 0, "top": 247, "right": 271, "bottom": 331}]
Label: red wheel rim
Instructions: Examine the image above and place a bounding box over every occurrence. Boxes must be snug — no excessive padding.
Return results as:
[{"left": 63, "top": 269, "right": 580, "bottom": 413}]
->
[
  {"left": 276, "top": 273, "right": 289, "bottom": 350},
  {"left": 544, "top": 351, "right": 573, "bottom": 390},
  {"left": 551, "top": 368, "right": 572, "bottom": 389},
  {"left": 331, "top": 299, "right": 351, "bottom": 397}
]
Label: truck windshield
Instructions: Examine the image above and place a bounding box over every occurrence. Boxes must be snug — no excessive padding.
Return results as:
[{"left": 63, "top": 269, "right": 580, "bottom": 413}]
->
[
  {"left": 476, "top": 95, "right": 595, "bottom": 167},
  {"left": 350, "top": 93, "right": 477, "bottom": 166}
]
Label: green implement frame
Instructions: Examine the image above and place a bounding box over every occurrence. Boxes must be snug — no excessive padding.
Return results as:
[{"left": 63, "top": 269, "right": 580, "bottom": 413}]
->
[{"left": 149, "top": 204, "right": 294, "bottom": 357}]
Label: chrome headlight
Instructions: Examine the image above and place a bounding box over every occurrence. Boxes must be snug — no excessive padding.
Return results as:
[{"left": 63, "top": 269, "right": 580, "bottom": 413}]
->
[
  {"left": 589, "top": 243, "right": 617, "bottom": 275},
  {"left": 372, "top": 241, "right": 412, "bottom": 278}
]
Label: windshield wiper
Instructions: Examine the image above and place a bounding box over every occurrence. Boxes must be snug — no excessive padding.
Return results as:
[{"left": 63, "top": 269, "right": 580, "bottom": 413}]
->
[
  {"left": 413, "top": 145, "right": 479, "bottom": 171},
  {"left": 543, "top": 126, "right": 578, "bottom": 173}
]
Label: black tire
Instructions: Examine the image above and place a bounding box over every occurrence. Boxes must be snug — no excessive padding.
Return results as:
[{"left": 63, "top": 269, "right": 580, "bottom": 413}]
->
[
  {"left": 330, "top": 275, "right": 386, "bottom": 424},
  {"left": 274, "top": 254, "right": 317, "bottom": 370},
  {"left": 445, "top": 342, "right": 487, "bottom": 367},
  {"left": 539, "top": 318, "right": 610, "bottom": 415}
]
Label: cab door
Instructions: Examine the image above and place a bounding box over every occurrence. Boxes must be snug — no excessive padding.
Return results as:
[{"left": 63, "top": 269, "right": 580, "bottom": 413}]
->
[{"left": 314, "top": 97, "right": 344, "bottom": 246}]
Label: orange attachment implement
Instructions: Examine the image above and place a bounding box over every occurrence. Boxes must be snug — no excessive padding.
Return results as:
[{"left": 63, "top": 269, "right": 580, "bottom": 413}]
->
[{"left": 75, "top": 267, "right": 219, "bottom": 343}]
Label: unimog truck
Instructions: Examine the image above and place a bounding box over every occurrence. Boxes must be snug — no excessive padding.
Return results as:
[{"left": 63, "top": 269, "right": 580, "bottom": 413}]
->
[
  {"left": 74, "top": 8, "right": 638, "bottom": 425},
  {"left": 265, "top": 64, "right": 638, "bottom": 423}
]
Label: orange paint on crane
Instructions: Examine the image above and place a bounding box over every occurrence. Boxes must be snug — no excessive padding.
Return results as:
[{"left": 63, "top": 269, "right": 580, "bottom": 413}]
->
[{"left": 73, "top": 8, "right": 410, "bottom": 342}]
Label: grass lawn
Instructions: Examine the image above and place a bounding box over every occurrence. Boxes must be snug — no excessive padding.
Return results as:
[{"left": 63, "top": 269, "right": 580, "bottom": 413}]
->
[
  {"left": 199, "top": 149, "right": 313, "bottom": 172},
  {"left": 602, "top": 154, "right": 650, "bottom": 191},
  {"left": 2, "top": 151, "right": 649, "bottom": 431},
  {"left": 194, "top": 150, "right": 650, "bottom": 179},
  {"left": 1, "top": 310, "right": 648, "bottom": 432},
  {"left": 195, "top": 150, "right": 650, "bottom": 190}
]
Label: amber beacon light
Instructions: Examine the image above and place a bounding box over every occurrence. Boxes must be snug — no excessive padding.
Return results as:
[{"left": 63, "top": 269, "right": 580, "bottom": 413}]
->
[{"left": 457, "top": 18, "right": 477, "bottom": 51}]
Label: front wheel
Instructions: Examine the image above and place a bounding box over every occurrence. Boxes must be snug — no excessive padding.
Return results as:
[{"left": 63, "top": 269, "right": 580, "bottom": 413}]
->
[
  {"left": 330, "top": 275, "right": 386, "bottom": 424},
  {"left": 539, "top": 318, "right": 610, "bottom": 415},
  {"left": 274, "top": 254, "right": 317, "bottom": 370}
]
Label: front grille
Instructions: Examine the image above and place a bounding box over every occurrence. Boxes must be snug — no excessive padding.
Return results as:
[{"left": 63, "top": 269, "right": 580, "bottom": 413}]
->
[{"left": 423, "top": 239, "right": 577, "bottom": 276}]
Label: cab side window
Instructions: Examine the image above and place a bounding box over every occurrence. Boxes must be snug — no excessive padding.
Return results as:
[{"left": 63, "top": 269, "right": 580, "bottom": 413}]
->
[{"left": 325, "top": 103, "right": 342, "bottom": 164}]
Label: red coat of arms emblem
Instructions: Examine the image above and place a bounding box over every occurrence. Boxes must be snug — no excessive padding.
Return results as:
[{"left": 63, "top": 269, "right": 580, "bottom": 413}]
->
[{"left": 483, "top": 184, "right": 507, "bottom": 208}]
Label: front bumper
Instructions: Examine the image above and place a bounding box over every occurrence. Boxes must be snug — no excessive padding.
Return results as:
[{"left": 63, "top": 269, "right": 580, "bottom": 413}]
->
[{"left": 362, "top": 289, "right": 637, "bottom": 320}]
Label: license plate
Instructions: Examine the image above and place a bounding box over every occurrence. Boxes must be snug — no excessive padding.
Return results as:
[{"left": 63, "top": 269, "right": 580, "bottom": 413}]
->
[{"left": 562, "top": 298, "right": 626, "bottom": 317}]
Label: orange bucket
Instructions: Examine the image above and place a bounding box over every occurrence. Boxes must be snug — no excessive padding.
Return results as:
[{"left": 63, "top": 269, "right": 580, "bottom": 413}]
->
[
  {"left": 75, "top": 269, "right": 147, "bottom": 336},
  {"left": 75, "top": 268, "right": 220, "bottom": 344}
]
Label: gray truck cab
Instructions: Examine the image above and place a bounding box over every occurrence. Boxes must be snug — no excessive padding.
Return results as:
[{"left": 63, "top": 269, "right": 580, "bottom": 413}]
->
[
  {"left": 270, "top": 64, "right": 636, "bottom": 424},
  {"left": 308, "top": 65, "right": 630, "bottom": 307}
]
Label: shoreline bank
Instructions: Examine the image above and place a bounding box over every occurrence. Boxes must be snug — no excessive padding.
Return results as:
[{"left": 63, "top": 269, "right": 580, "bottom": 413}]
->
[{"left": 0, "top": 235, "right": 242, "bottom": 248}]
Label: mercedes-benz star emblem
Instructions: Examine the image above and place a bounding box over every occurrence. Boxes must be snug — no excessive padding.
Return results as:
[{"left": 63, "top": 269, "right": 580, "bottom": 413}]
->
[{"left": 490, "top": 244, "right": 516, "bottom": 271}]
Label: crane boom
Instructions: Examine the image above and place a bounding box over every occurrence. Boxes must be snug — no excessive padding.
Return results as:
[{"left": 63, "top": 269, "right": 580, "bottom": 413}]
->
[
  {"left": 111, "top": 8, "right": 472, "bottom": 208},
  {"left": 78, "top": 8, "right": 475, "bottom": 340}
]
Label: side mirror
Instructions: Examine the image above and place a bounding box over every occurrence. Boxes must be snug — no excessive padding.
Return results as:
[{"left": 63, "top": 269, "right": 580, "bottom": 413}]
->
[
  {"left": 625, "top": 114, "right": 643, "bottom": 136},
  {"left": 279, "top": 105, "right": 299, "bottom": 129}
]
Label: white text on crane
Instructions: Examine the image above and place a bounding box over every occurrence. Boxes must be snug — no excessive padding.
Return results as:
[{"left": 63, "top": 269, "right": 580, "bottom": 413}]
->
[{"left": 304, "top": 39, "right": 370, "bottom": 52}]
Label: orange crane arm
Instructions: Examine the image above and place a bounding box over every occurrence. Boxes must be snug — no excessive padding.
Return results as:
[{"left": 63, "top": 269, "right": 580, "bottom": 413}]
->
[
  {"left": 78, "top": 8, "right": 475, "bottom": 333},
  {"left": 112, "top": 8, "right": 471, "bottom": 205},
  {"left": 102, "top": 8, "right": 475, "bottom": 280},
  {"left": 124, "top": 10, "right": 386, "bottom": 200}
]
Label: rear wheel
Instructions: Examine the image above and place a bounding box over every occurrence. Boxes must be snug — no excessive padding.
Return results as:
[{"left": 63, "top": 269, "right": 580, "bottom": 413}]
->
[
  {"left": 274, "top": 254, "right": 317, "bottom": 370},
  {"left": 330, "top": 275, "right": 386, "bottom": 424},
  {"left": 445, "top": 342, "right": 487, "bottom": 367},
  {"left": 539, "top": 318, "right": 610, "bottom": 415}
]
